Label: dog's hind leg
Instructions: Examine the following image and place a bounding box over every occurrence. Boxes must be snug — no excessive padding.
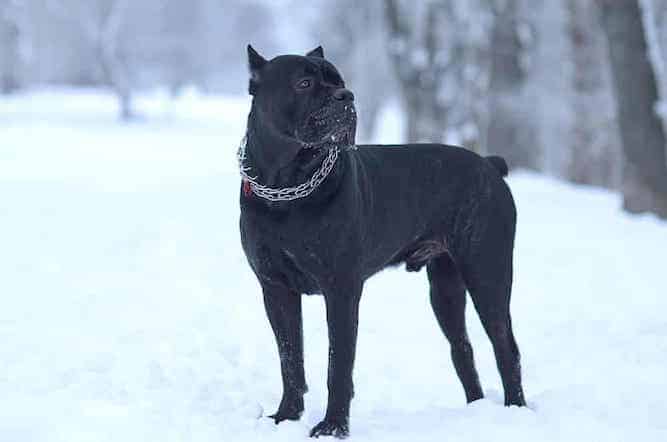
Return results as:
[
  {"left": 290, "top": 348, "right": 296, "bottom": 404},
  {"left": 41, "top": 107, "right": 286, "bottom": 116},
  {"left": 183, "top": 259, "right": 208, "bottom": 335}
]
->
[
  {"left": 261, "top": 281, "right": 308, "bottom": 423},
  {"left": 427, "top": 254, "right": 484, "bottom": 403},
  {"left": 461, "top": 229, "right": 526, "bottom": 407},
  {"left": 469, "top": 284, "right": 525, "bottom": 407}
]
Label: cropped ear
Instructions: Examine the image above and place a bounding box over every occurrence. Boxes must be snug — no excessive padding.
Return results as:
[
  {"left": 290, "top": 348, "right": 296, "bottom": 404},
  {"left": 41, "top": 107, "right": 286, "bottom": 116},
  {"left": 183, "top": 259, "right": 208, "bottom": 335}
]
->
[
  {"left": 247, "top": 44, "right": 267, "bottom": 73},
  {"left": 247, "top": 44, "right": 267, "bottom": 95},
  {"left": 306, "top": 46, "right": 324, "bottom": 58}
]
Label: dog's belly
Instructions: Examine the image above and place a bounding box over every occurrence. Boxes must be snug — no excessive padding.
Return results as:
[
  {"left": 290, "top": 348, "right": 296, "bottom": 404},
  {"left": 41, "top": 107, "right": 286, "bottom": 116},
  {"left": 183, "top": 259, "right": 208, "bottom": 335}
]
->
[{"left": 388, "top": 237, "right": 450, "bottom": 272}]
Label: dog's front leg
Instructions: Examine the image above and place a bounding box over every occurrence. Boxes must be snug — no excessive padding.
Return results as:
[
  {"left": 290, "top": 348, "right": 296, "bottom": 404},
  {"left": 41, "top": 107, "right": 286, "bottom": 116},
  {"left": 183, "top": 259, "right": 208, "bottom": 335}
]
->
[
  {"left": 310, "top": 280, "right": 362, "bottom": 439},
  {"left": 262, "top": 281, "right": 307, "bottom": 424}
]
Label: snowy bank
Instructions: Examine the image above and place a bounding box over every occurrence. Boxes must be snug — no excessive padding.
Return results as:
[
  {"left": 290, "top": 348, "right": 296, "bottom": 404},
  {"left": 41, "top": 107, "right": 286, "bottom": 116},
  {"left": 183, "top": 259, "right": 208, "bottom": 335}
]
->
[{"left": 1, "top": 90, "right": 666, "bottom": 441}]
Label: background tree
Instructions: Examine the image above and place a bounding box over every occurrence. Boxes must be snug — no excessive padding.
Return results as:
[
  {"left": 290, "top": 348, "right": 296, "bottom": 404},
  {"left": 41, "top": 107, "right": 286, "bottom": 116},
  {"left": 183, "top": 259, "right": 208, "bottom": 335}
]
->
[
  {"left": 0, "top": 0, "right": 21, "bottom": 93},
  {"left": 47, "top": 0, "right": 134, "bottom": 119},
  {"left": 384, "top": 0, "right": 451, "bottom": 143},
  {"left": 4, "top": 0, "right": 667, "bottom": 217},
  {"left": 384, "top": 0, "right": 491, "bottom": 146},
  {"left": 644, "top": 0, "right": 667, "bottom": 101},
  {"left": 485, "top": 0, "right": 538, "bottom": 169},
  {"left": 566, "top": 0, "right": 621, "bottom": 188},
  {"left": 599, "top": 0, "right": 667, "bottom": 218}
]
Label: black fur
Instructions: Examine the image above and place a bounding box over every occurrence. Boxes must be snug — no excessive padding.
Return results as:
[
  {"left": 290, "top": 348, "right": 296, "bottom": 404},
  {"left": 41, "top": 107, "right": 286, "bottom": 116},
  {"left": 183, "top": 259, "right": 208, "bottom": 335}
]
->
[{"left": 239, "top": 46, "right": 526, "bottom": 439}]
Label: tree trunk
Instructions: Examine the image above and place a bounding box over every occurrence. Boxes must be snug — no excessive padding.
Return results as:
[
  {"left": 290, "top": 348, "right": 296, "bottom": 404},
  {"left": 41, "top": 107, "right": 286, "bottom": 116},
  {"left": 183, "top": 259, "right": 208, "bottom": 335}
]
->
[
  {"left": 384, "top": 0, "right": 449, "bottom": 143},
  {"left": 117, "top": 86, "right": 132, "bottom": 121},
  {"left": 0, "top": 4, "right": 20, "bottom": 94},
  {"left": 97, "top": 0, "right": 133, "bottom": 121},
  {"left": 599, "top": 0, "right": 667, "bottom": 218},
  {"left": 566, "top": 0, "right": 622, "bottom": 188},
  {"left": 486, "top": 0, "right": 537, "bottom": 170},
  {"left": 99, "top": 44, "right": 133, "bottom": 121}
]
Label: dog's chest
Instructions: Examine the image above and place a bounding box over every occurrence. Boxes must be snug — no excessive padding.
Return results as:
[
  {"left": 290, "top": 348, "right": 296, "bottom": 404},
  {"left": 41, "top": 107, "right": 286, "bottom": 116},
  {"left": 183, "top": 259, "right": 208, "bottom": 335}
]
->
[
  {"left": 266, "top": 242, "right": 326, "bottom": 296},
  {"left": 242, "top": 211, "right": 331, "bottom": 295},
  {"left": 281, "top": 248, "right": 323, "bottom": 295}
]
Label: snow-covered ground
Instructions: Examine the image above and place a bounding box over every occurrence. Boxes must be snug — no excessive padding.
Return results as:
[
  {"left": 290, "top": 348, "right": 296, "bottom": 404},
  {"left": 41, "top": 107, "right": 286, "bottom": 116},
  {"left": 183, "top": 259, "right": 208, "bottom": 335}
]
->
[{"left": 1, "top": 90, "right": 666, "bottom": 442}]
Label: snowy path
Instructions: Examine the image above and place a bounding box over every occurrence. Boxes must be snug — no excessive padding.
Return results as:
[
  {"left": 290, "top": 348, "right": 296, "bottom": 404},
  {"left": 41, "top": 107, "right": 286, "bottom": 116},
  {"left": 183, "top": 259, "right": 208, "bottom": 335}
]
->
[{"left": 1, "top": 91, "right": 666, "bottom": 441}]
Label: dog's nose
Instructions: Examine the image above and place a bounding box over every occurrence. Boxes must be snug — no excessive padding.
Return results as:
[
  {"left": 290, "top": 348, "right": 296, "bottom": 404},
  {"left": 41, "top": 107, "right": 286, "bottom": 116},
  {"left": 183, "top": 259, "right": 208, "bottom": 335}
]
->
[{"left": 333, "top": 88, "right": 354, "bottom": 102}]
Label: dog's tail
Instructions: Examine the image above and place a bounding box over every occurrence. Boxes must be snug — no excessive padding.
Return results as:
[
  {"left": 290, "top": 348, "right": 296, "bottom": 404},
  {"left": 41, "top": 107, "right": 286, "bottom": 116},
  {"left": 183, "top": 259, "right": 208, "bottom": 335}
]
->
[{"left": 486, "top": 155, "right": 509, "bottom": 177}]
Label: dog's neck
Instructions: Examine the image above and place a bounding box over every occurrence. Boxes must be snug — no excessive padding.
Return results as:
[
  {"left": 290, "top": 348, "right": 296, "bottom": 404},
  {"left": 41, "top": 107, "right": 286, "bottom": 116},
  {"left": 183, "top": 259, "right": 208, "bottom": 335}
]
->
[
  {"left": 241, "top": 108, "right": 348, "bottom": 209},
  {"left": 244, "top": 107, "right": 305, "bottom": 189}
]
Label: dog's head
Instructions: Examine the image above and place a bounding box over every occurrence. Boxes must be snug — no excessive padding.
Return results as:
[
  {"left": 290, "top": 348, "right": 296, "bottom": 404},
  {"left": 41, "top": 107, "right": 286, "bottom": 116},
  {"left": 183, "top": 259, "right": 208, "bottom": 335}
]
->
[{"left": 247, "top": 45, "right": 356, "bottom": 147}]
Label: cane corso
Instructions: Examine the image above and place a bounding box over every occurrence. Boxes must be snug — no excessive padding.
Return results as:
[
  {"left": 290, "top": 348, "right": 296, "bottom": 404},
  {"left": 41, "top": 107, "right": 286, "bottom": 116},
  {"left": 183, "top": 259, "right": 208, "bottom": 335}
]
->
[{"left": 238, "top": 45, "right": 526, "bottom": 438}]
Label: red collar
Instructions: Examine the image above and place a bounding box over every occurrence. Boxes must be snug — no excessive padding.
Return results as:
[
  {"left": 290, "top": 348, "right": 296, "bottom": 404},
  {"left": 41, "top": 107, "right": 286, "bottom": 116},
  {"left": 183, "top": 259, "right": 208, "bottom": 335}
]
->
[{"left": 242, "top": 179, "right": 253, "bottom": 197}]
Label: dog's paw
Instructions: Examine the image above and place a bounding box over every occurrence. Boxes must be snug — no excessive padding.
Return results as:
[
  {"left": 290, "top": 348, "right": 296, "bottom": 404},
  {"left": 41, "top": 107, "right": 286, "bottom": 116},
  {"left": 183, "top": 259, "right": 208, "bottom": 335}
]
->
[
  {"left": 309, "top": 418, "right": 349, "bottom": 439},
  {"left": 268, "top": 396, "right": 304, "bottom": 424},
  {"left": 268, "top": 411, "right": 302, "bottom": 424}
]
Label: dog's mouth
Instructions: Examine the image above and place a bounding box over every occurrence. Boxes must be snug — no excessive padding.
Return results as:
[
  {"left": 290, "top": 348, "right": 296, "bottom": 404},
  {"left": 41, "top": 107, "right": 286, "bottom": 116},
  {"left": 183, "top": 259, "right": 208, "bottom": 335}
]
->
[
  {"left": 297, "top": 103, "right": 357, "bottom": 149},
  {"left": 319, "top": 125, "right": 355, "bottom": 147}
]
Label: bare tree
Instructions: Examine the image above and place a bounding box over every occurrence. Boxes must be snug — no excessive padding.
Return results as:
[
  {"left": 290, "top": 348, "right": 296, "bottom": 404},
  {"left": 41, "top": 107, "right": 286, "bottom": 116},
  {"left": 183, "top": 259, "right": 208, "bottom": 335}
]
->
[
  {"left": 1, "top": 0, "right": 278, "bottom": 100},
  {"left": 447, "top": 2, "right": 493, "bottom": 152},
  {"left": 566, "top": 0, "right": 621, "bottom": 188},
  {"left": 485, "top": 0, "right": 538, "bottom": 169},
  {"left": 48, "top": 0, "right": 133, "bottom": 120},
  {"left": 0, "top": 0, "right": 21, "bottom": 93},
  {"left": 384, "top": 0, "right": 454, "bottom": 143},
  {"left": 97, "top": 0, "right": 132, "bottom": 119},
  {"left": 599, "top": 0, "right": 667, "bottom": 218},
  {"left": 643, "top": 0, "right": 667, "bottom": 104},
  {"left": 384, "top": 0, "right": 491, "bottom": 145}
]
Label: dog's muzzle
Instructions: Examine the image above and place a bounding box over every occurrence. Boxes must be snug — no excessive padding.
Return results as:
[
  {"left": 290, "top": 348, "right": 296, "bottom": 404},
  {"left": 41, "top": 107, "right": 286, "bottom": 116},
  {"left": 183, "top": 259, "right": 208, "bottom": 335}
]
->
[{"left": 298, "top": 98, "right": 357, "bottom": 148}]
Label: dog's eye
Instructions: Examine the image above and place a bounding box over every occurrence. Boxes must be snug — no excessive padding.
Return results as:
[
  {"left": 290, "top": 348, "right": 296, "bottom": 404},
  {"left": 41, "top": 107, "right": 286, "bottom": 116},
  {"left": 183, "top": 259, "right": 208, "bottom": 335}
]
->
[{"left": 296, "top": 78, "right": 313, "bottom": 90}]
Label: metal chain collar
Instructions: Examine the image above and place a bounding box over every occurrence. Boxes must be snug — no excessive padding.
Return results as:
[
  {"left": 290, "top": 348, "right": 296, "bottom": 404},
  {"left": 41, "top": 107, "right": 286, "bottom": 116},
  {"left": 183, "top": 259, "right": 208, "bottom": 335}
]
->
[{"left": 237, "top": 136, "right": 342, "bottom": 202}]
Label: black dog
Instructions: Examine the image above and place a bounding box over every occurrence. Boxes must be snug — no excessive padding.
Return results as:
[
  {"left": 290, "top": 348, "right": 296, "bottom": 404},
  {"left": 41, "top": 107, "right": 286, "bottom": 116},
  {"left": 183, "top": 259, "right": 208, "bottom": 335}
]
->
[{"left": 239, "top": 45, "right": 526, "bottom": 438}]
